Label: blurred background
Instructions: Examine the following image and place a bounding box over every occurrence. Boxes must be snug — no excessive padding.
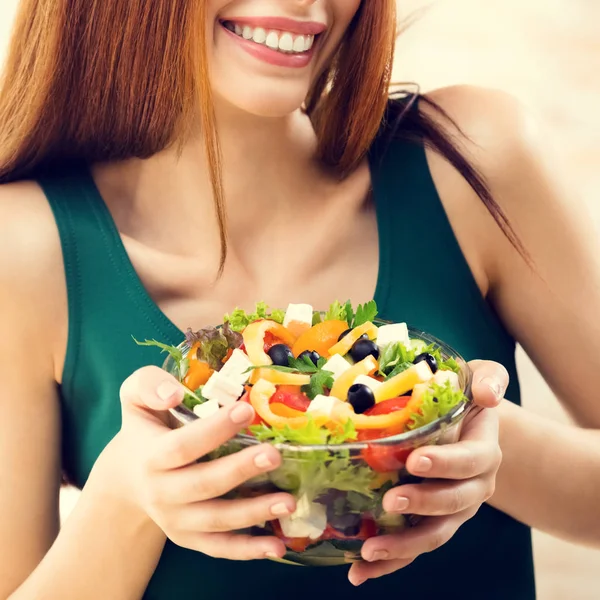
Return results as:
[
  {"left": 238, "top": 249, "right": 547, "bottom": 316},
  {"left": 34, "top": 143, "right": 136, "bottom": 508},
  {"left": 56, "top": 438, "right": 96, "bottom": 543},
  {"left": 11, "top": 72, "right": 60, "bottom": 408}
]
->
[{"left": 1, "top": 0, "right": 599, "bottom": 597}]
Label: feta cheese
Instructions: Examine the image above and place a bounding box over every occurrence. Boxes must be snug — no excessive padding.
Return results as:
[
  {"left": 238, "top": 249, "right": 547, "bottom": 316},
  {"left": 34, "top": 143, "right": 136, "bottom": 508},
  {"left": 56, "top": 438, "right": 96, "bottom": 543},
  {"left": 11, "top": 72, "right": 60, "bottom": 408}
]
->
[
  {"left": 414, "top": 360, "right": 435, "bottom": 382},
  {"left": 283, "top": 303, "right": 313, "bottom": 330},
  {"left": 353, "top": 374, "right": 383, "bottom": 392},
  {"left": 202, "top": 371, "right": 244, "bottom": 406},
  {"left": 279, "top": 495, "right": 327, "bottom": 540},
  {"left": 376, "top": 323, "right": 410, "bottom": 348},
  {"left": 433, "top": 370, "right": 460, "bottom": 391},
  {"left": 321, "top": 354, "right": 351, "bottom": 381},
  {"left": 307, "top": 394, "right": 344, "bottom": 418},
  {"left": 193, "top": 399, "right": 220, "bottom": 419},
  {"left": 219, "top": 348, "right": 253, "bottom": 385}
]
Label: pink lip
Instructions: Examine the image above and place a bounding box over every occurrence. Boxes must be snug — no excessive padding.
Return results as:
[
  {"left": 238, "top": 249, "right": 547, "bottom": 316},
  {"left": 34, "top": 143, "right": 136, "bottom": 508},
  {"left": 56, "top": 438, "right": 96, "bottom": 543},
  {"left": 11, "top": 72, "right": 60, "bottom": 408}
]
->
[
  {"left": 220, "top": 24, "right": 316, "bottom": 69},
  {"left": 222, "top": 16, "right": 327, "bottom": 36}
]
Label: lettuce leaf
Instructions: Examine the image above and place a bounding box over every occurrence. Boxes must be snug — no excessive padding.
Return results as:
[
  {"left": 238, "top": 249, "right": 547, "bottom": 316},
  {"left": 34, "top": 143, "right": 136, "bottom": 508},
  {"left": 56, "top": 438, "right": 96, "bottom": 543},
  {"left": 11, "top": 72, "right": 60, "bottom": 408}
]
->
[
  {"left": 324, "top": 299, "right": 377, "bottom": 328},
  {"left": 379, "top": 342, "right": 416, "bottom": 377},
  {"left": 250, "top": 415, "right": 357, "bottom": 446},
  {"left": 406, "top": 381, "right": 467, "bottom": 430},
  {"left": 223, "top": 301, "right": 285, "bottom": 332},
  {"left": 184, "top": 324, "right": 242, "bottom": 370}
]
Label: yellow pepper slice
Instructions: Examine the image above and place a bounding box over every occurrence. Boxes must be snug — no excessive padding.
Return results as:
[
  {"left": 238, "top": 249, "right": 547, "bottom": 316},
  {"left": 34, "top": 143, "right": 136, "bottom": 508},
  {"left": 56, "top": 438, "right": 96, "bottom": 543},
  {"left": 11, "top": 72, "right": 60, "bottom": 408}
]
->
[
  {"left": 332, "top": 395, "right": 422, "bottom": 430},
  {"left": 327, "top": 322, "right": 378, "bottom": 357},
  {"left": 250, "top": 379, "right": 328, "bottom": 430},
  {"left": 242, "top": 320, "right": 296, "bottom": 366},
  {"left": 373, "top": 362, "right": 434, "bottom": 404},
  {"left": 249, "top": 368, "right": 311, "bottom": 386},
  {"left": 329, "top": 355, "right": 379, "bottom": 401}
]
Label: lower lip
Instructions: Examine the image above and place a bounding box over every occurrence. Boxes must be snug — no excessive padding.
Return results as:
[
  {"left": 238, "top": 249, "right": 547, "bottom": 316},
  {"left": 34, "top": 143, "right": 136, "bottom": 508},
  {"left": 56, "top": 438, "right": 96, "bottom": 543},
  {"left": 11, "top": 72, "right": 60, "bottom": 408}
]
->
[{"left": 220, "top": 23, "right": 315, "bottom": 69}]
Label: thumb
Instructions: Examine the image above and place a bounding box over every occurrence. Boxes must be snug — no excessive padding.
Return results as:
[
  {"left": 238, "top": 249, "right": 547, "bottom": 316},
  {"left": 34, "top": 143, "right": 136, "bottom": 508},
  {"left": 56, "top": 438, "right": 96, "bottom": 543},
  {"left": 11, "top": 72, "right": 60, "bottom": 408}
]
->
[
  {"left": 119, "top": 365, "right": 185, "bottom": 417},
  {"left": 468, "top": 359, "right": 509, "bottom": 408}
]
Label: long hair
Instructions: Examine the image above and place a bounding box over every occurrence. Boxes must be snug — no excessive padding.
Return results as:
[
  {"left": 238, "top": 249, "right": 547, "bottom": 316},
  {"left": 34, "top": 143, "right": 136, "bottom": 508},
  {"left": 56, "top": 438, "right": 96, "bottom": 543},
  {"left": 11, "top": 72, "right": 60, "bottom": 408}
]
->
[{"left": 0, "top": 0, "right": 526, "bottom": 266}]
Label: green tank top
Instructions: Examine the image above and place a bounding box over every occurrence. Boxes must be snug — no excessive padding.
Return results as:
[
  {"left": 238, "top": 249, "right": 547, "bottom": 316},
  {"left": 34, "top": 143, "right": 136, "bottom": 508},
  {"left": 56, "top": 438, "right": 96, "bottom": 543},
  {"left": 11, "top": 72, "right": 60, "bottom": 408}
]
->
[{"left": 38, "top": 103, "right": 536, "bottom": 600}]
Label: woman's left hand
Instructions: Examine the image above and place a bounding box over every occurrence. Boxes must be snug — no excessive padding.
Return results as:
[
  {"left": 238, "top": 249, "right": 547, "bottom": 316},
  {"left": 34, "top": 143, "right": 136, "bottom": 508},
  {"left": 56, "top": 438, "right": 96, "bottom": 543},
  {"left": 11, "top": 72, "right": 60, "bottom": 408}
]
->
[{"left": 348, "top": 359, "right": 508, "bottom": 586}]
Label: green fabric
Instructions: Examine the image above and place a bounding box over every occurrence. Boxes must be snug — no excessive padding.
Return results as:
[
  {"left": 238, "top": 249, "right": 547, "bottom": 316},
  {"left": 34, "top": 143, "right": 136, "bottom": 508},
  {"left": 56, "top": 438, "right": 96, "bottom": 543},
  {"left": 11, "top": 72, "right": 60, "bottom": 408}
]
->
[{"left": 39, "top": 105, "right": 536, "bottom": 599}]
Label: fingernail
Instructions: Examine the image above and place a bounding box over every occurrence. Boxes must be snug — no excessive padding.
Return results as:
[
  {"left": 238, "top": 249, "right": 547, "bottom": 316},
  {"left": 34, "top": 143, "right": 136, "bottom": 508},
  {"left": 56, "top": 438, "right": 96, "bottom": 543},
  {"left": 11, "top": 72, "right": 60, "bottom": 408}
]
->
[
  {"left": 270, "top": 502, "right": 292, "bottom": 517},
  {"left": 229, "top": 403, "right": 253, "bottom": 424},
  {"left": 394, "top": 496, "right": 410, "bottom": 512},
  {"left": 481, "top": 377, "right": 503, "bottom": 399},
  {"left": 156, "top": 381, "right": 180, "bottom": 402},
  {"left": 254, "top": 452, "right": 275, "bottom": 469},
  {"left": 415, "top": 457, "right": 432, "bottom": 473},
  {"left": 367, "top": 549, "right": 389, "bottom": 562},
  {"left": 351, "top": 576, "right": 366, "bottom": 587}
]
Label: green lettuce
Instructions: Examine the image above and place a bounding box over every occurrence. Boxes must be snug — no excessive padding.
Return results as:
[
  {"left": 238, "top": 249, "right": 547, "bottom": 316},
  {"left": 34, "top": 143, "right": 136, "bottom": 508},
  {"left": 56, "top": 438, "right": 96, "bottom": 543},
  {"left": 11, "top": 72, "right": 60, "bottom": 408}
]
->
[
  {"left": 407, "top": 381, "right": 467, "bottom": 430},
  {"left": 324, "top": 299, "right": 377, "bottom": 328},
  {"left": 184, "top": 324, "right": 242, "bottom": 370},
  {"left": 223, "top": 301, "right": 285, "bottom": 332}
]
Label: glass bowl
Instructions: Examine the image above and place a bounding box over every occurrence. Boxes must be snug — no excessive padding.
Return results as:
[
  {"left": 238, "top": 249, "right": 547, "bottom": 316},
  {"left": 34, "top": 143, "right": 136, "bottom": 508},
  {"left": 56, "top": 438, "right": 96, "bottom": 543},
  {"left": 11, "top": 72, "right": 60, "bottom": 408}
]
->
[{"left": 164, "top": 322, "right": 474, "bottom": 566}]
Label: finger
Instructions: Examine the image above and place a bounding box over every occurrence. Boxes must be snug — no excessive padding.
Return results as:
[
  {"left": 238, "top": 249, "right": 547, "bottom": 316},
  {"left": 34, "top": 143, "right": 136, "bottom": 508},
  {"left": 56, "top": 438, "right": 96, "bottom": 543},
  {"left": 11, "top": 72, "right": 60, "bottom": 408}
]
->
[
  {"left": 361, "top": 507, "right": 479, "bottom": 562},
  {"left": 157, "top": 443, "right": 284, "bottom": 503},
  {"left": 120, "top": 365, "right": 186, "bottom": 415},
  {"left": 174, "top": 531, "right": 287, "bottom": 561},
  {"left": 348, "top": 558, "right": 415, "bottom": 586},
  {"left": 382, "top": 478, "right": 490, "bottom": 516},
  {"left": 406, "top": 409, "right": 500, "bottom": 479},
  {"left": 149, "top": 402, "right": 258, "bottom": 471},
  {"left": 469, "top": 359, "right": 510, "bottom": 407},
  {"left": 174, "top": 494, "right": 296, "bottom": 533}
]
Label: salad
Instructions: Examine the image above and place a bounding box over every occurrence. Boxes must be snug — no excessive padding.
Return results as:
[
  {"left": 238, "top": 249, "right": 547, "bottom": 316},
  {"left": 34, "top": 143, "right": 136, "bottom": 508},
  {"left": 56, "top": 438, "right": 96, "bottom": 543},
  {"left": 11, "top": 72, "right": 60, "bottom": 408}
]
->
[{"left": 137, "top": 300, "right": 471, "bottom": 564}]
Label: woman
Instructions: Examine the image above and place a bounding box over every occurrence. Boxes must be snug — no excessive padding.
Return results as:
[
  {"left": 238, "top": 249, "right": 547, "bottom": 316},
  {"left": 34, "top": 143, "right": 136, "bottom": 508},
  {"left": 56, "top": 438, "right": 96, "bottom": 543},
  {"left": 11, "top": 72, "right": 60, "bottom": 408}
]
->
[{"left": 1, "top": 1, "right": 599, "bottom": 599}]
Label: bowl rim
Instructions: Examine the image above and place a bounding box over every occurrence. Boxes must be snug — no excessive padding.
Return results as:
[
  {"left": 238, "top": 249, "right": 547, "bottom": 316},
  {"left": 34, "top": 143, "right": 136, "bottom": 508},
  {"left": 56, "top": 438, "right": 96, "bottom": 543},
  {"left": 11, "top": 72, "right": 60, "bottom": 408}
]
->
[{"left": 166, "top": 320, "right": 474, "bottom": 452}]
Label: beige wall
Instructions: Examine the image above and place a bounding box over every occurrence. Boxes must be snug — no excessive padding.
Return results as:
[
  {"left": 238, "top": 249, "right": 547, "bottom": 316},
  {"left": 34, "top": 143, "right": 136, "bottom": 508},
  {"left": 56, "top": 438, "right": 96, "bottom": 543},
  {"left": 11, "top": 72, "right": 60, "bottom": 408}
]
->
[{"left": 1, "top": 1, "right": 599, "bottom": 598}]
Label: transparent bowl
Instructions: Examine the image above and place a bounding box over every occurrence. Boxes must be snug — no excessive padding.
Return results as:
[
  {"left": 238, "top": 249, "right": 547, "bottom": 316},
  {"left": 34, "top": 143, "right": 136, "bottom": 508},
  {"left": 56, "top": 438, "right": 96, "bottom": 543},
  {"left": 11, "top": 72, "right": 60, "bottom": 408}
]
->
[{"left": 164, "top": 322, "right": 474, "bottom": 566}]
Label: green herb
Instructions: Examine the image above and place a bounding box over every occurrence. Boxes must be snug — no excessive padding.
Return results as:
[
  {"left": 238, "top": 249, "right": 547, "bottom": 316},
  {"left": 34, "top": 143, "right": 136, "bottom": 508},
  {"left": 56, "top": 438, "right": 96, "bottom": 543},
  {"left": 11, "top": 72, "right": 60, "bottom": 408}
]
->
[
  {"left": 304, "top": 368, "right": 335, "bottom": 400},
  {"left": 182, "top": 387, "right": 208, "bottom": 411},
  {"left": 312, "top": 312, "right": 323, "bottom": 326},
  {"left": 353, "top": 300, "right": 378, "bottom": 327},
  {"left": 245, "top": 354, "right": 326, "bottom": 376},
  {"left": 406, "top": 381, "right": 467, "bottom": 430},
  {"left": 325, "top": 300, "right": 347, "bottom": 322},
  {"left": 133, "top": 337, "right": 188, "bottom": 379},
  {"left": 223, "top": 301, "right": 285, "bottom": 332},
  {"left": 343, "top": 300, "right": 355, "bottom": 328}
]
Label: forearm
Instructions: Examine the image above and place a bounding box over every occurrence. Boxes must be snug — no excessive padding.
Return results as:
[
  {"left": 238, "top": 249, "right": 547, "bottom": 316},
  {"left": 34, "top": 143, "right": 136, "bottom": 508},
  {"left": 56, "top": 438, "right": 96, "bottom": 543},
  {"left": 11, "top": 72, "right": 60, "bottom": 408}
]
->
[
  {"left": 9, "top": 478, "right": 166, "bottom": 600},
  {"left": 489, "top": 400, "right": 600, "bottom": 546}
]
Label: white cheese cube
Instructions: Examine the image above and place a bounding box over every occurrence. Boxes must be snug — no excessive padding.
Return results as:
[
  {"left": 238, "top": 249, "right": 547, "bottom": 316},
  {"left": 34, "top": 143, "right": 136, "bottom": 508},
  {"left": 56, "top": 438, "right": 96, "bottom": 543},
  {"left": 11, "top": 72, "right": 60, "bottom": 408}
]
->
[
  {"left": 283, "top": 303, "right": 313, "bottom": 329},
  {"left": 202, "top": 372, "right": 244, "bottom": 406},
  {"left": 279, "top": 495, "right": 327, "bottom": 540},
  {"left": 376, "top": 323, "right": 410, "bottom": 348},
  {"left": 307, "top": 394, "right": 344, "bottom": 418},
  {"left": 321, "top": 354, "right": 351, "bottom": 381},
  {"left": 414, "top": 360, "right": 435, "bottom": 382},
  {"left": 219, "top": 348, "right": 253, "bottom": 385},
  {"left": 433, "top": 370, "right": 460, "bottom": 391},
  {"left": 193, "top": 399, "right": 220, "bottom": 419},
  {"left": 353, "top": 374, "right": 383, "bottom": 392}
]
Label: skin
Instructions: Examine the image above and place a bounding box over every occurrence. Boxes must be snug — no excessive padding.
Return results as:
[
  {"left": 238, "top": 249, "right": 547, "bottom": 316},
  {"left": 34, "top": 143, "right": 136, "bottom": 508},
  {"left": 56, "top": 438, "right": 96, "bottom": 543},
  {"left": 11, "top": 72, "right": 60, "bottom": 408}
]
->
[{"left": 1, "top": 0, "right": 600, "bottom": 597}]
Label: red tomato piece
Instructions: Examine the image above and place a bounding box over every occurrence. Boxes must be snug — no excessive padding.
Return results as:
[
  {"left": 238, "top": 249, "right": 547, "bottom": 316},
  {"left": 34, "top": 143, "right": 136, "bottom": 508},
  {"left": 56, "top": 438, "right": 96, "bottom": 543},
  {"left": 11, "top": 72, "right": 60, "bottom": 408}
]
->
[
  {"left": 270, "top": 520, "right": 312, "bottom": 553},
  {"left": 365, "top": 396, "right": 411, "bottom": 416},
  {"left": 322, "top": 518, "right": 377, "bottom": 541},
  {"left": 263, "top": 331, "right": 286, "bottom": 353},
  {"left": 269, "top": 385, "right": 311, "bottom": 412}
]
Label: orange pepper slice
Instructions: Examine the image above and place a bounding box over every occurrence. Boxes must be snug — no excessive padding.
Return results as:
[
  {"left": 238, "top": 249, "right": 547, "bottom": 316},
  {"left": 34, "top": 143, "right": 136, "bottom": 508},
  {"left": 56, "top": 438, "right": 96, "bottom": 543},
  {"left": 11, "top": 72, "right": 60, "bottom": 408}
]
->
[
  {"left": 270, "top": 403, "right": 306, "bottom": 419},
  {"left": 183, "top": 343, "right": 214, "bottom": 389},
  {"left": 292, "top": 320, "right": 349, "bottom": 358}
]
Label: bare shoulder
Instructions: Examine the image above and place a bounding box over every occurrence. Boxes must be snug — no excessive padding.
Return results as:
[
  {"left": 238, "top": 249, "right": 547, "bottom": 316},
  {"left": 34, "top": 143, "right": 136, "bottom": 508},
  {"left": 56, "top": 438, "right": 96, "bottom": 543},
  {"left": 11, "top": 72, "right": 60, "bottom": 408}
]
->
[{"left": 0, "top": 180, "right": 67, "bottom": 380}]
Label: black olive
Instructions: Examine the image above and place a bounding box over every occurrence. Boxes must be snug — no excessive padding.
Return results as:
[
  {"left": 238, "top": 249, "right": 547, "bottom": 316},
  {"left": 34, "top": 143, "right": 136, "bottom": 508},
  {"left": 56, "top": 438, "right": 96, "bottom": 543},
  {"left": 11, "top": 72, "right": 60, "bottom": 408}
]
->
[
  {"left": 349, "top": 338, "right": 380, "bottom": 363},
  {"left": 347, "top": 383, "right": 376, "bottom": 414},
  {"left": 298, "top": 349, "right": 321, "bottom": 366},
  {"left": 267, "top": 344, "right": 293, "bottom": 367},
  {"left": 413, "top": 352, "right": 438, "bottom": 374},
  {"left": 338, "top": 328, "right": 369, "bottom": 342}
]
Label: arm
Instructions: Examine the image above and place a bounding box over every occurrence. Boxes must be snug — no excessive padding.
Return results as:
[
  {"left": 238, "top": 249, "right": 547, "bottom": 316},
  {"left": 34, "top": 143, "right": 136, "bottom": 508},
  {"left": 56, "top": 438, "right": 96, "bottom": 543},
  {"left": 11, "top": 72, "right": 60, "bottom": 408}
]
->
[
  {"left": 0, "top": 184, "right": 165, "bottom": 600},
  {"left": 426, "top": 86, "right": 600, "bottom": 546}
]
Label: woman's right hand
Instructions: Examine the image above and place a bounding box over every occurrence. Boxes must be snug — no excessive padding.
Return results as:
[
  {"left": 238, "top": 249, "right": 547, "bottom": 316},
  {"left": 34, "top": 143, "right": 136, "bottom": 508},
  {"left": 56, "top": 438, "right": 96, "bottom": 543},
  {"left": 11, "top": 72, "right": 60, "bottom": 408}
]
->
[{"left": 102, "top": 366, "right": 295, "bottom": 561}]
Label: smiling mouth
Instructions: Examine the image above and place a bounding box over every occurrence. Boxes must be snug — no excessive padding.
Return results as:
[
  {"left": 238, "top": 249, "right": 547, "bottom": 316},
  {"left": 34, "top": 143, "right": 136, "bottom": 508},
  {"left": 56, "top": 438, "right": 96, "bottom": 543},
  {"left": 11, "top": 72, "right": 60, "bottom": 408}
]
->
[{"left": 221, "top": 20, "right": 318, "bottom": 55}]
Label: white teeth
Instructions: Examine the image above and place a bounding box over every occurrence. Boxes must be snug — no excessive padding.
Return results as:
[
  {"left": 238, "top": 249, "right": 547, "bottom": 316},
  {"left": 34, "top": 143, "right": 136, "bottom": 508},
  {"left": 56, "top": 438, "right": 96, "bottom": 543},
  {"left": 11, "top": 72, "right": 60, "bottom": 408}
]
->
[
  {"left": 293, "top": 36, "right": 306, "bottom": 53},
  {"left": 252, "top": 27, "right": 267, "bottom": 44},
  {"left": 226, "top": 21, "right": 316, "bottom": 55},
  {"left": 265, "top": 31, "right": 279, "bottom": 50},
  {"left": 278, "top": 33, "right": 294, "bottom": 52}
]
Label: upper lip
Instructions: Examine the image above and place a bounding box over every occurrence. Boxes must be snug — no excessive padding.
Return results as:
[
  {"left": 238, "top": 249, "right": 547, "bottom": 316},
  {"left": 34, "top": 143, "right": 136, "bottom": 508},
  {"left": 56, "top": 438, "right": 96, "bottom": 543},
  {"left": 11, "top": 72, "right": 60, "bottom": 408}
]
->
[{"left": 221, "top": 17, "right": 327, "bottom": 36}]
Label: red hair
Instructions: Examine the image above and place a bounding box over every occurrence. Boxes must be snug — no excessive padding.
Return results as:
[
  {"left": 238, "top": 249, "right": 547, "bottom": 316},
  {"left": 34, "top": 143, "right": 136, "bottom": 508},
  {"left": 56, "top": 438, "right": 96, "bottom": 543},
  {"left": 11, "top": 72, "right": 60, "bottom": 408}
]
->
[{"left": 0, "top": 0, "right": 526, "bottom": 264}]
